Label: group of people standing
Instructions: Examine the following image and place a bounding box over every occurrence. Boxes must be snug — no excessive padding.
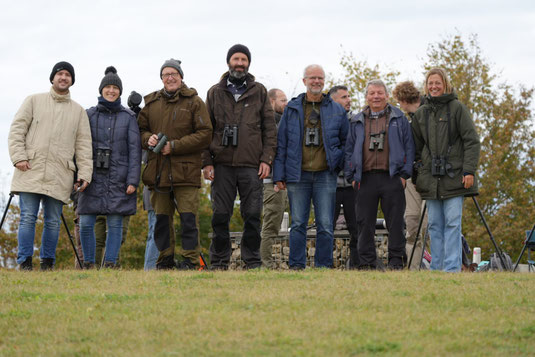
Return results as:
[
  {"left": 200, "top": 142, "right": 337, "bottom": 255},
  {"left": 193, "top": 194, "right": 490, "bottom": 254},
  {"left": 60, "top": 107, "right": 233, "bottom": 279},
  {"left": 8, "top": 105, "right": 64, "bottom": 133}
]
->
[{"left": 8, "top": 43, "right": 480, "bottom": 273}]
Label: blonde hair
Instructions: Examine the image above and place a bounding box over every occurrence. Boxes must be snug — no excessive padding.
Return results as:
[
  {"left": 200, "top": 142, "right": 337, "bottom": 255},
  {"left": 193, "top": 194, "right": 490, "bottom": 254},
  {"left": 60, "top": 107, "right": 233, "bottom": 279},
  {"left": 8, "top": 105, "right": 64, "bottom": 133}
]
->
[{"left": 424, "top": 68, "right": 453, "bottom": 96}]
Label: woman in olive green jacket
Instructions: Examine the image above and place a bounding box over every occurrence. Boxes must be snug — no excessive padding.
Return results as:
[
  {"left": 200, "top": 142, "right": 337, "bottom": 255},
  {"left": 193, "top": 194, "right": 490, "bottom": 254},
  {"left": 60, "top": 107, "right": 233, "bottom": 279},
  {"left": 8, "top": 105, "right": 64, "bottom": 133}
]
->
[{"left": 411, "top": 68, "right": 480, "bottom": 272}]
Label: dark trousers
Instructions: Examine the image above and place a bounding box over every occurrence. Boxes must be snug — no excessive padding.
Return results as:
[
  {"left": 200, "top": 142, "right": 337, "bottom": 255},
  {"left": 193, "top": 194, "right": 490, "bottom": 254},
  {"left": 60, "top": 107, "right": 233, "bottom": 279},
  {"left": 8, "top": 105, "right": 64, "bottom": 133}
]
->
[
  {"left": 210, "top": 165, "right": 263, "bottom": 268},
  {"left": 356, "top": 171, "right": 406, "bottom": 268},
  {"left": 334, "top": 187, "right": 359, "bottom": 267}
]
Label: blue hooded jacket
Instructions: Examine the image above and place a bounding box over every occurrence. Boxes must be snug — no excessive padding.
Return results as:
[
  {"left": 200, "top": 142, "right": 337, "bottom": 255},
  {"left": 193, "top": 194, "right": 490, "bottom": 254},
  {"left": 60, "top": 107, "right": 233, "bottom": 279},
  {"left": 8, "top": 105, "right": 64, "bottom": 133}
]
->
[
  {"left": 273, "top": 93, "right": 348, "bottom": 183},
  {"left": 344, "top": 104, "right": 414, "bottom": 184},
  {"left": 78, "top": 104, "right": 141, "bottom": 216}
]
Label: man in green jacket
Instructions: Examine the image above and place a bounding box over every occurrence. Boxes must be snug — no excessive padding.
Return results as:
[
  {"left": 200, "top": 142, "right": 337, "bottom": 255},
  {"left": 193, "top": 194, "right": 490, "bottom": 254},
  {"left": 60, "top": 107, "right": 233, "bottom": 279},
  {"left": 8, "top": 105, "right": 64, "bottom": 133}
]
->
[
  {"left": 8, "top": 61, "right": 93, "bottom": 271},
  {"left": 138, "top": 59, "right": 212, "bottom": 270},
  {"left": 202, "top": 44, "right": 277, "bottom": 270}
]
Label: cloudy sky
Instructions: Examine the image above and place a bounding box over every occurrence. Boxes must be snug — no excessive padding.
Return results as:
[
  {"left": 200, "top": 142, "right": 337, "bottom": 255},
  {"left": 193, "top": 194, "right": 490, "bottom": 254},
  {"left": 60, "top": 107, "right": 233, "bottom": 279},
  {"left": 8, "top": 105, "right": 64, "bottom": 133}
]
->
[{"left": 0, "top": 0, "right": 534, "bottom": 201}]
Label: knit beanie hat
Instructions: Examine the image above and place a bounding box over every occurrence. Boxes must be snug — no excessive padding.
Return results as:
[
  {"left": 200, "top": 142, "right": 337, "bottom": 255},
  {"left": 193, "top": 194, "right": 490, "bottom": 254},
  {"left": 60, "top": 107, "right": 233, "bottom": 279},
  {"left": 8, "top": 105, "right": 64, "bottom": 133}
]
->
[
  {"left": 226, "top": 44, "right": 251, "bottom": 64},
  {"left": 99, "top": 66, "right": 123, "bottom": 95},
  {"left": 160, "top": 59, "right": 184, "bottom": 79},
  {"left": 50, "top": 61, "right": 75, "bottom": 84}
]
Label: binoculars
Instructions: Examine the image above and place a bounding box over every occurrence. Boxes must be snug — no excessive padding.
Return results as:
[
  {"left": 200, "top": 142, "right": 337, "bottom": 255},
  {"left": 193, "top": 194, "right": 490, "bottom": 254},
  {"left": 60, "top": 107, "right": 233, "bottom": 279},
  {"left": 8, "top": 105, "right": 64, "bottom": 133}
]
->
[
  {"left": 305, "top": 127, "right": 320, "bottom": 146},
  {"left": 222, "top": 124, "right": 238, "bottom": 147},
  {"left": 369, "top": 132, "right": 385, "bottom": 151},
  {"left": 149, "top": 133, "right": 168, "bottom": 154}
]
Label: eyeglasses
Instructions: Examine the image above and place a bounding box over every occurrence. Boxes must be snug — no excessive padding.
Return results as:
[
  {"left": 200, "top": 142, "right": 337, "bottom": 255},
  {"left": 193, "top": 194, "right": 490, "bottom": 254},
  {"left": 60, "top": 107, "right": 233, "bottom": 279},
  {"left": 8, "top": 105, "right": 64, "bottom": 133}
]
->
[
  {"left": 306, "top": 76, "right": 324, "bottom": 81},
  {"left": 162, "top": 72, "right": 180, "bottom": 79}
]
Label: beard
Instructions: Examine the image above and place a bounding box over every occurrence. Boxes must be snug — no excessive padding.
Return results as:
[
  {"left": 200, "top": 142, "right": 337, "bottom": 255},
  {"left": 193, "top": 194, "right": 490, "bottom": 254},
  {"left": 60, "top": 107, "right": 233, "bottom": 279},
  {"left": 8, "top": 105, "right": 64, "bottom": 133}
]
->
[{"left": 229, "top": 65, "right": 248, "bottom": 80}]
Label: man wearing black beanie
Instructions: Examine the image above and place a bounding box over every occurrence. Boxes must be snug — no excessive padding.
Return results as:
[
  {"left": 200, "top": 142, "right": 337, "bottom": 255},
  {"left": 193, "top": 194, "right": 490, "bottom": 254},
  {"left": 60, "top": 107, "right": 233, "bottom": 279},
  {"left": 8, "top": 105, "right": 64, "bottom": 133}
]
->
[
  {"left": 8, "top": 61, "right": 93, "bottom": 271},
  {"left": 202, "top": 44, "right": 277, "bottom": 270}
]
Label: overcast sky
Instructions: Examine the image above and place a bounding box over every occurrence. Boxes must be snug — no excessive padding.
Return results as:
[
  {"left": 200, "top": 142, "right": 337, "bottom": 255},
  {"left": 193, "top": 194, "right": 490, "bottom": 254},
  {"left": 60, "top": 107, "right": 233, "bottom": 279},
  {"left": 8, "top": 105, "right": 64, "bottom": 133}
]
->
[{"left": 0, "top": 0, "right": 534, "bottom": 202}]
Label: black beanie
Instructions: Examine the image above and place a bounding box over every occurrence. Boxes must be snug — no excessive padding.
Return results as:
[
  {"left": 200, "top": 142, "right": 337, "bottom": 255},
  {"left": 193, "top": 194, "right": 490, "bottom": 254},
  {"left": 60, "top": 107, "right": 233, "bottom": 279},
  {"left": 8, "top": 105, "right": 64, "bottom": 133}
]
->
[
  {"left": 160, "top": 59, "right": 184, "bottom": 79},
  {"left": 99, "top": 66, "right": 123, "bottom": 95},
  {"left": 226, "top": 44, "right": 251, "bottom": 64},
  {"left": 50, "top": 61, "right": 75, "bottom": 84}
]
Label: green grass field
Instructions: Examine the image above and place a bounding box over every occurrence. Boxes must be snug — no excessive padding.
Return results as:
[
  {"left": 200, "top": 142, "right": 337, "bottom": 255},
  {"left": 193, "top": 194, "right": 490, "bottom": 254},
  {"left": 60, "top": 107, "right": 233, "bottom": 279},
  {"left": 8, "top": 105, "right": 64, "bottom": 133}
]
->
[{"left": 0, "top": 269, "right": 534, "bottom": 356}]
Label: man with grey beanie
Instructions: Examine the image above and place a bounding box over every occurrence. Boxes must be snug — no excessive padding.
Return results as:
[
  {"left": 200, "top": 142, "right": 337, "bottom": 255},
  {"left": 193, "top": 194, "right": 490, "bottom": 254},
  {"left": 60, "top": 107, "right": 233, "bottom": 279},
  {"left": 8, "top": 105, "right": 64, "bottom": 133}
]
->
[
  {"left": 8, "top": 61, "right": 93, "bottom": 270},
  {"left": 138, "top": 58, "right": 212, "bottom": 270},
  {"left": 202, "top": 44, "right": 277, "bottom": 270}
]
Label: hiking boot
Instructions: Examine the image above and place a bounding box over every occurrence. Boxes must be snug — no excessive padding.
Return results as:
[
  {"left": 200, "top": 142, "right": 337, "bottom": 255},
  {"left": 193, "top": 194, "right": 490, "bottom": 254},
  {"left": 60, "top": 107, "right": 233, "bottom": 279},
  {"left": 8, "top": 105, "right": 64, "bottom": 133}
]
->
[
  {"left": 289, "top": 265, "right": 305, "bottom": 271},
  {"left": 210, "top": 264, "right": 228, "bottom": 271},
  {"left": 20, "top": 257, "right": 33, "bottom": 271},
  {"left": 102, "top": 261, "right": 119, "bottom": 269},
  {"left": 156, "top": 255, "right": 177, "bottom": 270},
  {"left": 40, "top": 258, "right": 54, "bottom": 271},
  {"left": 83, "top": 262, "right": 95, "bottom": 269},
  {"left": 176, "top": 258, "right": 197, "bottom": 271}
]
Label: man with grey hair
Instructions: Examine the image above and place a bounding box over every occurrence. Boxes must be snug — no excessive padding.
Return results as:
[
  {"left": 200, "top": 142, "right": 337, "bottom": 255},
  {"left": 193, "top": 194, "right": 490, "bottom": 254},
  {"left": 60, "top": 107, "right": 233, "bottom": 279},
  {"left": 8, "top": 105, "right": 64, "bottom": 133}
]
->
[
  {"left": 273, "top": 65, "right": 348, "bottom": 269},
  {"left": 344, "top": 79, "right": 414, "bottom": 270}
]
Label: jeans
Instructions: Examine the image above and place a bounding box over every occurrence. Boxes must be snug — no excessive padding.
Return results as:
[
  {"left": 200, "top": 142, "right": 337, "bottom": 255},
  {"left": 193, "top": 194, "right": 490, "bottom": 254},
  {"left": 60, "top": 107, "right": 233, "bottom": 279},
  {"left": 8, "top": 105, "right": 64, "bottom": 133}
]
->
[
  {"left": 16, "top": 192, "right": 64, "bottom": 264},
  {"left": 286, "top": 170, "right": 337, "bottom": 268},
  {"left": 144, "top": 210, "right": 159, "bottom": 270},
  {"left": 79, "top": 214, "right": 123, "bottom": 264},
  {"left": 427, "top": 196, "right": 464, "bottom": 272}
]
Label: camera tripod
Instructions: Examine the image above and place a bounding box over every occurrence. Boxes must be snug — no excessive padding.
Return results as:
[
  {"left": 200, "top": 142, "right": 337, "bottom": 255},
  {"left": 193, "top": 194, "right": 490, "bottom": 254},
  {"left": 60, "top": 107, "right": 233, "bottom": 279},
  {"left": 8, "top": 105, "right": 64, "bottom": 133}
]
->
[
  {"left": 0, "top": 192, "right": 83, "bottom": 268},
  {"left": 513, "top": 222, "right": 535, "bottom": 272},
  {"left": 408, "top": 196, "right": 508, "bottom": 270}
]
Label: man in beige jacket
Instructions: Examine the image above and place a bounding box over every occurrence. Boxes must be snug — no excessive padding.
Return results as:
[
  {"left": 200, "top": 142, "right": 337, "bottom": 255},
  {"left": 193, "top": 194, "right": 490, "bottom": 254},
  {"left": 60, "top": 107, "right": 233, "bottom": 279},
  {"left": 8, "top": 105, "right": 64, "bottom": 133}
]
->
[{"left": 8, "top": 61, "right": 93, "bottom": 271}]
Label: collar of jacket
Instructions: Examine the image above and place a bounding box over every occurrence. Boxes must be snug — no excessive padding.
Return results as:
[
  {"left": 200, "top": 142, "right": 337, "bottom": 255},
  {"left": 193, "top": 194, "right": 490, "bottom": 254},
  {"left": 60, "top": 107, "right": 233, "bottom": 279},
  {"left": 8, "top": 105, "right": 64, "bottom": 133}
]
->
[
  {"left": 351, "top": 103, "right": 404, "bottom": 124},
  {"left": 49, "top": 86, "right": 70, "bottom": 103},
  {"left": 286, "top": 92, "right": 331, "bottom": 112},
  {"left": 427, "top": 91, "right": 457, "bottom": 108},
  {"left": 218, "top": 72, "right": 256, "bottom": 90},
  {"left": 144, "top": 83, "right": 198, "bottom": 105}
]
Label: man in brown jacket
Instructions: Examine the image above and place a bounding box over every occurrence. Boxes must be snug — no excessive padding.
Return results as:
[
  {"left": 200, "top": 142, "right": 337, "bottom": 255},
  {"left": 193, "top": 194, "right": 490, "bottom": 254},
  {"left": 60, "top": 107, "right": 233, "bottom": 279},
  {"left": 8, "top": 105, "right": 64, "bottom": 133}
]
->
[
  {"left": 203, "top": 44, "right": 277, "bottom": 270},
  {"left": 8, "top": 61, "right": 93, "bottom": 271},
  {"left": 138, "top": 59, "right": 212, "bottom": 270}
]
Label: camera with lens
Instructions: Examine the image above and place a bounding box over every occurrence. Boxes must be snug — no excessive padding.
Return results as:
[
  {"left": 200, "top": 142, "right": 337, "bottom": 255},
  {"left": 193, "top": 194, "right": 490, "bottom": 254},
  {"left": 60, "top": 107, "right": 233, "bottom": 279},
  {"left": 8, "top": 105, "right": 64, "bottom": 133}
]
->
[
  {"left": 149, "top": 132, "right": 168, "bottom": 154},
  {"left": 305, "top": 127, "right": 320, "bottom": 146},
  {"left": 431, "top": 155, "right": 454, "bottom": 177},
  {"left": 222, "top": 124, "right": 238, "bottom": 147},
  {"left": 95, "top": 147, "right": 111, "bottom": 170},
  {"left": 369, "top": 131, "right": 385, "bottom": 151},
  {"left": 127, "top": 91, "right": 143, "bottom": 117}
]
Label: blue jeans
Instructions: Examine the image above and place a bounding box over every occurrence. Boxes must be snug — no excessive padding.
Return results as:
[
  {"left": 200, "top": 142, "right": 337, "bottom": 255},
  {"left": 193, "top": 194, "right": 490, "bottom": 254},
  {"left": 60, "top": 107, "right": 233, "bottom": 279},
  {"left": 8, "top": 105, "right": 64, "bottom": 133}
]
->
[
  {"left": 286, "top": 170, "right": 337, "bottom": 268},
  {"left": 427, "top": 196, "right": 464, "bottom": 272},
  {"left": 144, "top": 210, "right": 159, "bottom": 270},
  {"left": 79, "top": 214, "right": 123, "bottom": 264},
  {"left": 16, "top": 192, "right": 64, "bottom": 264}
]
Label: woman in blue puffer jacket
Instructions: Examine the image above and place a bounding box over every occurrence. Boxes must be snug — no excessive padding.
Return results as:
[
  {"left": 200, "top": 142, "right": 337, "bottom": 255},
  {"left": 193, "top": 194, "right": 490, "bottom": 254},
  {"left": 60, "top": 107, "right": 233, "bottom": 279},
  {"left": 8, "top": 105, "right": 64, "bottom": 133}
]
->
[{"left": 78, "top": 66, "right": 141, "bottom": 268}]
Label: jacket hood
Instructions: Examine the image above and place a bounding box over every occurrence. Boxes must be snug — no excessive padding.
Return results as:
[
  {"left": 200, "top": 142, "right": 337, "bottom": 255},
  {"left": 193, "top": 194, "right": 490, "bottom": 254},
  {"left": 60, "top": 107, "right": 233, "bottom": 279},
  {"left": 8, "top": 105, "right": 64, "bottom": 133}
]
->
[
  {"left": 144, "top": 83, "right": 198, "bottom": 105},
  {"left": 427, "top": 91, "right": 458, "bottom": 106}
]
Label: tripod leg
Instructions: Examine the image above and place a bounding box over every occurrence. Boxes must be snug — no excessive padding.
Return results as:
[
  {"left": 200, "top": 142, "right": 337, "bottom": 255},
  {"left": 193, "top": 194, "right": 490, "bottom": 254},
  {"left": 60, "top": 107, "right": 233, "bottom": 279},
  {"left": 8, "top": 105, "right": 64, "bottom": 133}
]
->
[
  {"left": 471, "top": 197, "right": 508, "bottom": 270},
  {"left": 0, "top": 193, "right": 14, "bottom": 232},
  {"left": 408, "top": 202, "right": 427, "bottom": 269},
  {"left": 61, "top": 213, "right": 83, "bottom": 269},
  {"left": 513, "top": 224, "right": 535, "bottom": 272},
  {"left": 418, "top": 230, "right": 430, "bottom": 271}
]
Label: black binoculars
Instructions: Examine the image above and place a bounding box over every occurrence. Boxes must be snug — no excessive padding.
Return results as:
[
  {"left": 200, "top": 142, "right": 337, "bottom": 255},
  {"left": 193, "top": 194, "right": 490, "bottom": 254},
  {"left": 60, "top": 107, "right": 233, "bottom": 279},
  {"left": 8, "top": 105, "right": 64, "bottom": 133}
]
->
[
  {"left": 305, "top": 127, "right": 320, "bottom": 146},
  {"left": 431, "top": 155, "right": 454, "bottom": 178},
  {"left": 95, "top": 148, "right": 111, "bottom": 170},
  {"left": 149, "top": 133, "right": 168, "bottom": 154},
  {"left": 222, "top": 124, "right": 238, "bottom": 147}
]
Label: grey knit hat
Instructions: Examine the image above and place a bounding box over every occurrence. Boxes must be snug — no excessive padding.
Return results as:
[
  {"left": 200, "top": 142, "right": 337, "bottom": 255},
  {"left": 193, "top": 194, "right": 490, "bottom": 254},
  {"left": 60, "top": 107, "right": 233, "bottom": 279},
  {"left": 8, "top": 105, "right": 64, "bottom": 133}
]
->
[
  {"left": 99, "top": 66, "right": 123, "bottom": 95},
  {"left": 160, "top": 58, "right": 184, "bottom": 79}
]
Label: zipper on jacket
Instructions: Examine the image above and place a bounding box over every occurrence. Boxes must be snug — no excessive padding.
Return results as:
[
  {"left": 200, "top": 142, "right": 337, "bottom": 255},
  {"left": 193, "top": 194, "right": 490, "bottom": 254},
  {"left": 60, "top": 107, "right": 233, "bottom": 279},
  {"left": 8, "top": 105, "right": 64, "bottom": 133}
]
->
[{"left": 29, "top": 120, "right": 39, "bottom": 145}]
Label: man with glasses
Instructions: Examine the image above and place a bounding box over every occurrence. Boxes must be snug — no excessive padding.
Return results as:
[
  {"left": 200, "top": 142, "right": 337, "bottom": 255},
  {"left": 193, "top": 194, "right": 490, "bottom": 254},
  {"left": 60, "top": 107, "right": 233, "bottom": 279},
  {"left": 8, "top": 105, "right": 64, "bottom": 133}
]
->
[
  {"left": 273, "top": 64, "right": 348, "bottom": 270},
  {"left": 202, "top": 44, "right": 276, "bottom": 270},
  {"left": 138, "top": 58, "right": 212, "bottom": 270}
]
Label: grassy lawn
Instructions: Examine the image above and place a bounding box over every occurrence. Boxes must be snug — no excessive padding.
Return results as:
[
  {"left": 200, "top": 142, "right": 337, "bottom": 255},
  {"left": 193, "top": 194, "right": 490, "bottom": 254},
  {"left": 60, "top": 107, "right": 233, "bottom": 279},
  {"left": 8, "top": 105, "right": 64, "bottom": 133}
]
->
[{"left": 0, "top": 269, "right": 534, "bottom": 356}]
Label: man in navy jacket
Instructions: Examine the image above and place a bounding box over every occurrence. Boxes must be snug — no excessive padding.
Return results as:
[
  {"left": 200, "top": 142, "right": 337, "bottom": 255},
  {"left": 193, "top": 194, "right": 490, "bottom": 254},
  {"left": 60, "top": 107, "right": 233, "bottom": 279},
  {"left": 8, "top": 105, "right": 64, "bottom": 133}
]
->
[
  {"left": 273, "top": 64, "right": 348, "bottom": 269},
  {"left": 344, "top": 79, "right": 414, "bottom": 270}
]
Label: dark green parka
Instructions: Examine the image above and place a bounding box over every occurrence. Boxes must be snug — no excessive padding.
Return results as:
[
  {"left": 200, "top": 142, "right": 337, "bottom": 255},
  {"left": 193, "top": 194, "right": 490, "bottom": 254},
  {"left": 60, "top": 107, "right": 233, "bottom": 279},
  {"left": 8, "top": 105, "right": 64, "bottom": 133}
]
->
[{"left": 411, "top": 92, "right": 480, "bottom": 200}]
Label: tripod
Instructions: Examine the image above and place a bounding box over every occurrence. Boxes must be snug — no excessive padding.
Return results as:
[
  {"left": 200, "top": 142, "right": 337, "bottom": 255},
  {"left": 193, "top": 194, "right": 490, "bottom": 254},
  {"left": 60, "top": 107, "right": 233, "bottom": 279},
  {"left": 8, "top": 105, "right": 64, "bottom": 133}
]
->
[
  {"left": 513, "top": 223, "right": 535, "bottom": 272},
  {"left": 1, "top": 192, "right": 83, "bottom": 268},
  {"left": 408, "top": 196, "right": 508, "bottom": 270}
]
